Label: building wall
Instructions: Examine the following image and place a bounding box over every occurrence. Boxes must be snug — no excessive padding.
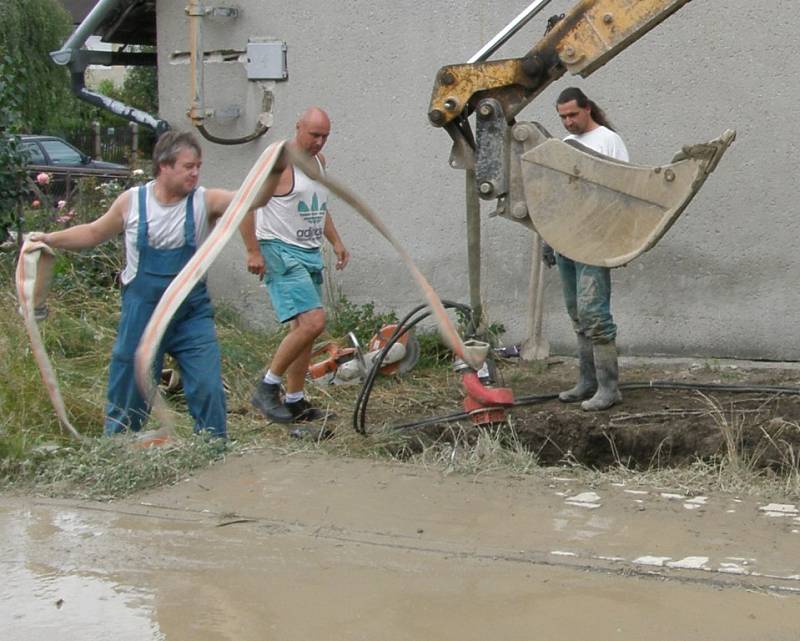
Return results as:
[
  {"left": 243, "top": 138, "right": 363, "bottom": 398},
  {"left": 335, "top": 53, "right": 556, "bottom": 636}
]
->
[{"left": 156, "top": 0, "right": 799, "bottom": 360}]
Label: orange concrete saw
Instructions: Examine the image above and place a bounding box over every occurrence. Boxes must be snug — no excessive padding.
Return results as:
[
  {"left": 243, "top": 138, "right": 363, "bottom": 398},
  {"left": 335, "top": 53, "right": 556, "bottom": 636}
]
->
[{"left": 308, "top": 324, "right": 420, "bottom": 385}]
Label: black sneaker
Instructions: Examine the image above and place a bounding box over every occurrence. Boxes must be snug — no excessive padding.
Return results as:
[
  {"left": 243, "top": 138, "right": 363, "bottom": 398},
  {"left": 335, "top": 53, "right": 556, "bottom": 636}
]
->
[
  {"left": 285, "top": 398, "right": 335, "bottom": 423},
  {"left": 251, "top": 381, "right": 293, "bottom": 423}
]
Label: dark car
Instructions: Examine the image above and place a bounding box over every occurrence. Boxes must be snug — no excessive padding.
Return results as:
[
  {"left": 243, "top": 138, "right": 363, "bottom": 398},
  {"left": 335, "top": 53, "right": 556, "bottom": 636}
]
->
[
  {"left": 20, "top": 135, "right": 129, "bottom": 174},
  {"left": 19, "top": 134, "right": 130, "bottom": 202}
]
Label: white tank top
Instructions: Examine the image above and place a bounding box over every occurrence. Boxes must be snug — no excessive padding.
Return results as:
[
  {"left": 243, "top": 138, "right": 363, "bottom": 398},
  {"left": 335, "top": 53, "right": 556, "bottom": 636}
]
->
[
  {"left": 564, "top": 126, "right": 629, "bottom": 162},
  {"left": 255, "top": 157, "right": 328, "bottom": 249},
  {"left": 120, "top": 182, "right": 210, "bottom": 285}
]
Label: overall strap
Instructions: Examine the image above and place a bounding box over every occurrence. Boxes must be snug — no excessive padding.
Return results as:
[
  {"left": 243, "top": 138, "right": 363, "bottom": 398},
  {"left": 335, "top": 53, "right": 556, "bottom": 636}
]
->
[
  {"left": 183, "top": 189, "right": 197, "bottom": 248},
  {"left": 136, "top": 185, "right": 149, "bottom": 250}
]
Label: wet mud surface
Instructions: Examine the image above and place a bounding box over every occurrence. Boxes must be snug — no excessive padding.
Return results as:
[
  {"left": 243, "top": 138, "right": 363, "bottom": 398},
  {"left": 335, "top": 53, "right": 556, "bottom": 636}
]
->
[
  {"left": 2, "top": 452, "right": 800, "bottom": 640},
  {"left": 4, "top": 358, "right": 800, "bottom": 639}
]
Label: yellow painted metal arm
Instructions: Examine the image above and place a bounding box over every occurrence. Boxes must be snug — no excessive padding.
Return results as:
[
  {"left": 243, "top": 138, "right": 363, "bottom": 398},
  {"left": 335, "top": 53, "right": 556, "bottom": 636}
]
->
[{"left": 429, "top": 0, "right": 693, "bottom": 127}]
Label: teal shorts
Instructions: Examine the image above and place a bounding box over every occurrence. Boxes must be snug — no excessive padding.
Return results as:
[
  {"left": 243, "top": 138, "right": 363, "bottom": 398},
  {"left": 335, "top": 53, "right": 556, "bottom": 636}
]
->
[{"left": 260, "top": 240, "right": 324, "bottom": 322}]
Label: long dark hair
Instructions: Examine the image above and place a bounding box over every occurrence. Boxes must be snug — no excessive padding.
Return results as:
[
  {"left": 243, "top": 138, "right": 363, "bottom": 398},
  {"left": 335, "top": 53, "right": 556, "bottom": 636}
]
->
[{"left": 556, "top": 87, "right": 615, "bottom": 131}]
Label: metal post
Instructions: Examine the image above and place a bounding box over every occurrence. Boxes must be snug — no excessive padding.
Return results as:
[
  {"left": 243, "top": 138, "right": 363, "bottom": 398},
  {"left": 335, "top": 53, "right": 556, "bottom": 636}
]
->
[
  {"left": 130, "top": 122, "right": 139, "bottom": 162},
  {"left": 521, "top": 233, "right": 550, "bottom": 360},
  {"left": 465, "top": 168, "right": 483, "bottom": 334},
  {"left": 92, "top": 121, "right": 102, "bottom": 160},
  {"left": 469, "top": 0, "right": 554, "bottom": 63},
  {"left": 65, "top": 171, "right": 72, "bottom": 205},
  {"left": 15, "top": 175, "right": 24, "bottom": 252}
]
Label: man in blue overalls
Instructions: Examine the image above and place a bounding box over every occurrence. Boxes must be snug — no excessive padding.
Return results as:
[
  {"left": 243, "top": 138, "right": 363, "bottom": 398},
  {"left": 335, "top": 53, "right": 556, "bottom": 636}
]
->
[{"left": 31, "top": 131, "right": 251, "bottom": 438}]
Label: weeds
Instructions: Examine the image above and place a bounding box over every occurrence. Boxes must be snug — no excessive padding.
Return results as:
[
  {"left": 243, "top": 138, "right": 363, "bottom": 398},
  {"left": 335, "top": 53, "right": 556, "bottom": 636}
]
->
[
  {"left": 699, "top": 392, "right": 800, "bottom": 479},
  {"left": 2, "top": 434, "right": 226, "bottom": 500},
  {"left": 593, "top": 393, "right": 800, "bottom": 498},
  {"left": 3, "top": 233, "right": 800, "bottom": 501},
  {"left": 407, "top": 422, "right": 539, "bottom": 476},
  {"left": 326, "top": 296, "right": 398, "bottom": 346}
]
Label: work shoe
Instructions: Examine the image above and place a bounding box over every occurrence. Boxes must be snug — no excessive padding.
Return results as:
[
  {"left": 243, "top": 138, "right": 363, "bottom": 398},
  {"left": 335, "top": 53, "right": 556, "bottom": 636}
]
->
[
  {"left": 581, "top": 340, "right": 622, "bottom": 411},
  {"left": 285, "top": 398, "right": 335, "bottom": 423},
  {"left": 559, "top": 332, "right": 597, "bottom": 402},
  {"left": 251, "top": 381, "right": 293, "bottom": 423}
]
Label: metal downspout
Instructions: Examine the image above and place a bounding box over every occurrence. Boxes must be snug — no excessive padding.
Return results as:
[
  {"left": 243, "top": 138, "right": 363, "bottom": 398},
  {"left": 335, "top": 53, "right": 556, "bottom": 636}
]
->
[
  {"left": 51, "top": 0, "right": 122, "bottom": 65},
  {"left": 70, "top": 71, "right": 167, "bottom": 133},
  {"left": 50, "top": 0, "right": 170, "bottom": 132}
]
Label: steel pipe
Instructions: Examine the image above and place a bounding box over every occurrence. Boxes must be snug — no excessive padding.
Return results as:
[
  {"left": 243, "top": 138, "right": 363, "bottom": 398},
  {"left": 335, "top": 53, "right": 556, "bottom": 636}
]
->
[
  {"left": 50, "top": 0, "right": 124, "bottom": 66},
  {"left": 468, "top": 0, "right": 554, "bottom": 63}
]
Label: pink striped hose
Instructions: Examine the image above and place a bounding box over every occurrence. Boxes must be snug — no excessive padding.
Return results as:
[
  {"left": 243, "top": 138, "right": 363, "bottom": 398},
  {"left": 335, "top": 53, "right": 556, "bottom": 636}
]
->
[
  {"left": 134, "top": 142, "right": 483, "bottom": 433},
  {"left": 18, "top": 141, "right": 482, "bottom": 440},
  {"left": 15, "top": 240, "right": 85, "bottom": 441}
]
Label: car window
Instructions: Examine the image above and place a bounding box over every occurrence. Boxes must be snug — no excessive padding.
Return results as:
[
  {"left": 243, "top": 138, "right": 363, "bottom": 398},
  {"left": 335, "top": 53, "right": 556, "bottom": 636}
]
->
[
  {"left": 20, "top": 141, "right": 46, "bottom": 164},
  {"left": 40, "top": 139, "right": 84, "bottom": 165}
]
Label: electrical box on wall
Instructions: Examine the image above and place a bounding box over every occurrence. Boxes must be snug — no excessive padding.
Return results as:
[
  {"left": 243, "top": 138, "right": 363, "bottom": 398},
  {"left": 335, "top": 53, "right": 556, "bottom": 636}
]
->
[{"left": 246, "top": 40, "right": 288, "bottom": 80}]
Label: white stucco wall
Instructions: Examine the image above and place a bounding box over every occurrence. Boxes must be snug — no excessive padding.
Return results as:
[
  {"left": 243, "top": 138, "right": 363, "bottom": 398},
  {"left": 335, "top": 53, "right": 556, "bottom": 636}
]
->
[{"left": 156, "top": 0, "right": 799, "bottom": 359}]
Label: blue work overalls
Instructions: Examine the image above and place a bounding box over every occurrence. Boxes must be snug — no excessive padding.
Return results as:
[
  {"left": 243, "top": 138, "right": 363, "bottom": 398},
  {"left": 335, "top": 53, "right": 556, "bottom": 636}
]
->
[{"left": 104, "top": 186, "right": 226, "bottom": 437}]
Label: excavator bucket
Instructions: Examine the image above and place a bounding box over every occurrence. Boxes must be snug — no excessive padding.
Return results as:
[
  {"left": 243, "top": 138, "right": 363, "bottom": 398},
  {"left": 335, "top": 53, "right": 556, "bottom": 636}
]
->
[{"left": 520, "top": 129, "right": 736, "bottom": 267}]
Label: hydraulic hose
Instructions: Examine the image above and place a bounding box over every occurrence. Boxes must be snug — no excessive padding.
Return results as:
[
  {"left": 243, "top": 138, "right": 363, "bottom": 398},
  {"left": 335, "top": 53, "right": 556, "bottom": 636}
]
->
[{"left": 352, "top": 301, "right": 473, "bottom": 435}]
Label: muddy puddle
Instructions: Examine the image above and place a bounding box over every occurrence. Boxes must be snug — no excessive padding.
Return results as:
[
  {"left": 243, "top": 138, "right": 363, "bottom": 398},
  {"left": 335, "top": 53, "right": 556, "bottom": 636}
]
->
[
  {"left": 3, "top": 451, "right": 800, "bottom": 640},
  {"left": 1, "top": 509, "right": 163, "bottom": 640}
]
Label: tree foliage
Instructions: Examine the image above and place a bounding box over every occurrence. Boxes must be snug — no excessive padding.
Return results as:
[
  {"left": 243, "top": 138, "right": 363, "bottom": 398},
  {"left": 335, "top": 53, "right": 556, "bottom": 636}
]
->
[
  {"left": 0, "top": 0, "right": 90, "bottom": 133},
  {"left": 120, "top": 58, "right": 159, "bottom": 115},
  {"left": 95, "top": 59, "right": 159, "bottom": 156},
  {"left": 95, "top": 56, "right": 159, "bottom": 125},
  {"left": 0, "top": 55, "right": 29, "bottom": 237}
]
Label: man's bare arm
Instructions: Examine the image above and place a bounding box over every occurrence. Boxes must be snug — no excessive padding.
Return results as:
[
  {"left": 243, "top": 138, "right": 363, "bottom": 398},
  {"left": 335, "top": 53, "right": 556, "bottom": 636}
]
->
[
  {"left": 239, "top": 209, "right": 265, "bottom": 277},
  {"left": 30, "top": 192, "right": 129, "bottom": 250},
  {"left": 238, "top": 151, "right": 290, "bottom": 277},
  {"left": 323, "top": 213, "right": 349, "bottom": 270}
]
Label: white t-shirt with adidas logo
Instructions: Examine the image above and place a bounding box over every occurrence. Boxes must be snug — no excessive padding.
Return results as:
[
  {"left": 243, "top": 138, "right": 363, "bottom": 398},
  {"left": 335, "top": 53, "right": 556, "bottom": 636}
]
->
[{"left": 255, "top": 157, "right": 329, "bottom": 249}]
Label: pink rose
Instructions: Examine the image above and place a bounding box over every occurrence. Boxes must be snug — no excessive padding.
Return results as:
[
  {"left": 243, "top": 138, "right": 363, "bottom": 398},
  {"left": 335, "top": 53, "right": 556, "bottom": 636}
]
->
[
  {"left": 56, "top": 209, "right": 76, "bottom": 224},
  {"left": 31, "top": 200, "right": 41, "bottom": 208},
  {"left": 57, "top": 200, "right": 67, "bottom": 209},
  {"left": 36, "top": 173, "right": 51, "bottom": 186}
]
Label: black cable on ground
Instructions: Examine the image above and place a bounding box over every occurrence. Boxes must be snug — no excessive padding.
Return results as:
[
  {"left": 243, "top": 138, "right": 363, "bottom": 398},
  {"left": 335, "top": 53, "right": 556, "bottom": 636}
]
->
[
  {"left": 357, "top": 366, "right": 800, "bottom": 435},
  {"left": 352, "top": 301, "right": 473, "bottom": 435},
  {"left": 350, "top": 302, "right": 800, "bottom": 435},
  {"left": 620, "top": 381, "right": 800, "bottom": 395}
]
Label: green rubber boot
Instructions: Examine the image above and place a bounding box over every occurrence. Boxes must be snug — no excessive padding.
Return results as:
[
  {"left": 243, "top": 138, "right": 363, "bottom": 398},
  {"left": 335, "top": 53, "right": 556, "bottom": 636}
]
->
[
  {"left": 581, "top": 340, "right": 622, "bottom": 411},
  {"left": 559, "top": 333, "right": 597, "bottom": 402}
]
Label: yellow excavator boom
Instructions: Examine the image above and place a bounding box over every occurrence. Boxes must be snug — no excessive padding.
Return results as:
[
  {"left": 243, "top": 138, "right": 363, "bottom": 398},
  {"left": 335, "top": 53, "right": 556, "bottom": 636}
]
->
[
  {"left": 429, "top": 0, "right": 694, "bottom": 128},
  {"left": 428, "top": 0, "right": 734, "bottom": 268}
]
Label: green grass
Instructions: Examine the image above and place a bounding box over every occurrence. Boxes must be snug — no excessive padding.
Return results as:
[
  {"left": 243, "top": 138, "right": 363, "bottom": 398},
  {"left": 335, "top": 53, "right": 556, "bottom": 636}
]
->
[{"left": 2, "top": 240, "right": 800, "bottom": 501}]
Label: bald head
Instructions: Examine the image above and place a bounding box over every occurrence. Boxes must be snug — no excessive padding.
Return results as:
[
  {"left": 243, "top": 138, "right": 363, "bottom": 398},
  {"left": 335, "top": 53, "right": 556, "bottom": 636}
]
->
[{"left": 294, "top": 107, "right": 331, "bottom": 156}]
